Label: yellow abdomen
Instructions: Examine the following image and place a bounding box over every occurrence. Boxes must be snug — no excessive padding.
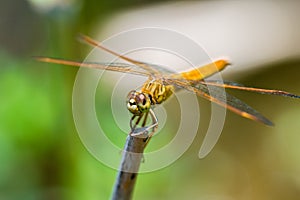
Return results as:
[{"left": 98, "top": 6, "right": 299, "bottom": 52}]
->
[{"left": 172, "top": 59, "right": 230, "bottom": 81}]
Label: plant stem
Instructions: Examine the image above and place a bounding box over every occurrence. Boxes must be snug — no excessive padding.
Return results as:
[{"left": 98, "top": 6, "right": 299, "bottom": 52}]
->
[{"left": 111, "top": 128, "right": 149, "bottom": 200}]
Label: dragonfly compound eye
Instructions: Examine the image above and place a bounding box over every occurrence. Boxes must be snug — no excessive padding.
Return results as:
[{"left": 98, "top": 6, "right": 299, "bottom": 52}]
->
[
  {"left": 136, "top": 93, "right": 151, "bottom": 113},
  {"left": 126, "top": 90, "right": 151, "bottom": 115},
  {"left": 126, "top": 90, "right": 140, "bottom": 115}
]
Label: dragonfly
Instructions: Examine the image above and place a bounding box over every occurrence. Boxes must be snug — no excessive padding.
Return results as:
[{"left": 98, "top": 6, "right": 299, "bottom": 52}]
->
[{"left": 36, "top": 34, "right": 300, "bottom": 141}]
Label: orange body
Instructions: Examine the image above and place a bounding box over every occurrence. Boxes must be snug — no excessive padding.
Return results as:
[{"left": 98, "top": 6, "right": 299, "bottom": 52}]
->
[{"left": 172, "top": 60, "right": 230, "bottom": 81}]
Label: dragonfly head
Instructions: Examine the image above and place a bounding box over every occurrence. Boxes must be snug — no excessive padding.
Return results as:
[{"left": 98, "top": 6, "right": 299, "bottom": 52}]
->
[{"left": 126, "top": 90, "right": 151, "bottom": 115}]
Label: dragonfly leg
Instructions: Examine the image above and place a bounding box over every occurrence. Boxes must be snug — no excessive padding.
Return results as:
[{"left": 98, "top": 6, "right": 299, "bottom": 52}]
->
[
  {"left": 129, "top": 109, "right": 158, "bottom": 139},
  {"left": 143, "top": 109, "right": 158, "bottom": 145},
  {"left": 130, "top": 114, "right": 148, "bottom": 136},
  {"left": 146, "top": 109, "right": 158, "bottom": 137},
  {"left": 141, "top": 112, "right": 149, "bottom": 127},
  {"left": 130, "top": 113, "right": 143, "bottom": 131}
]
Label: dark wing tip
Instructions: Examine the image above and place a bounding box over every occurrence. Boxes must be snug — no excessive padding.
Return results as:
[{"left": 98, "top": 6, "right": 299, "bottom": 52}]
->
[
  {"left": 242, "top": 110, "right": 274, "bottom": 126},
  {"left": 286, "top": 93, "right": 300, "bottom": 99},
  {"left": 272, "top": 90, "right": 300, "bottom": 99},
  {"left": 262, "top": 118, "right": 274, "bottom": 126}
]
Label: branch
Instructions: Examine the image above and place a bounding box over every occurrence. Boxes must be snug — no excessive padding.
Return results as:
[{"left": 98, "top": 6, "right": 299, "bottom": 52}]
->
[{"left": 111, "top": 127, "right": 149, "bottom": 200}]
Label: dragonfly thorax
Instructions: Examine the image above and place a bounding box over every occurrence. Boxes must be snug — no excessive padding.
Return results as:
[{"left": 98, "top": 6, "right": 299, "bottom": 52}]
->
[{"left": 141, "top": 80, "right": 174, "bottom": 105}]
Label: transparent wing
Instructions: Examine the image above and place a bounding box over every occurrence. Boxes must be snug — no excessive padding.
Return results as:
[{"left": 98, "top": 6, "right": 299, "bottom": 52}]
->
[
  {"left": 168, "top": 78, "right": 274, "bottom": 125},
  {"left": 78, "top": 35, "right": 232, "bottom": 79},
  {"left": 201, "top": 80, "right": 300, "bottom": 98},
  {"left": 167, "top": 78, "right": 275, "bottom": 158},
  {"left": 37, "top": 34, "right": 178, "bottom": 77},
  {"left": 78, "top": 34, "right": 163, "bottom": 75},
  {"left": 34, "top": 57, "right": 151, "bottom": 76}
]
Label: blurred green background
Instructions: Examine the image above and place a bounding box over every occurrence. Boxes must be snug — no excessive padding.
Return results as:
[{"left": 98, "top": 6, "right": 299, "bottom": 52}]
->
[{"left": 1, "top": 0, "right": 300, "bottom": 200}]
